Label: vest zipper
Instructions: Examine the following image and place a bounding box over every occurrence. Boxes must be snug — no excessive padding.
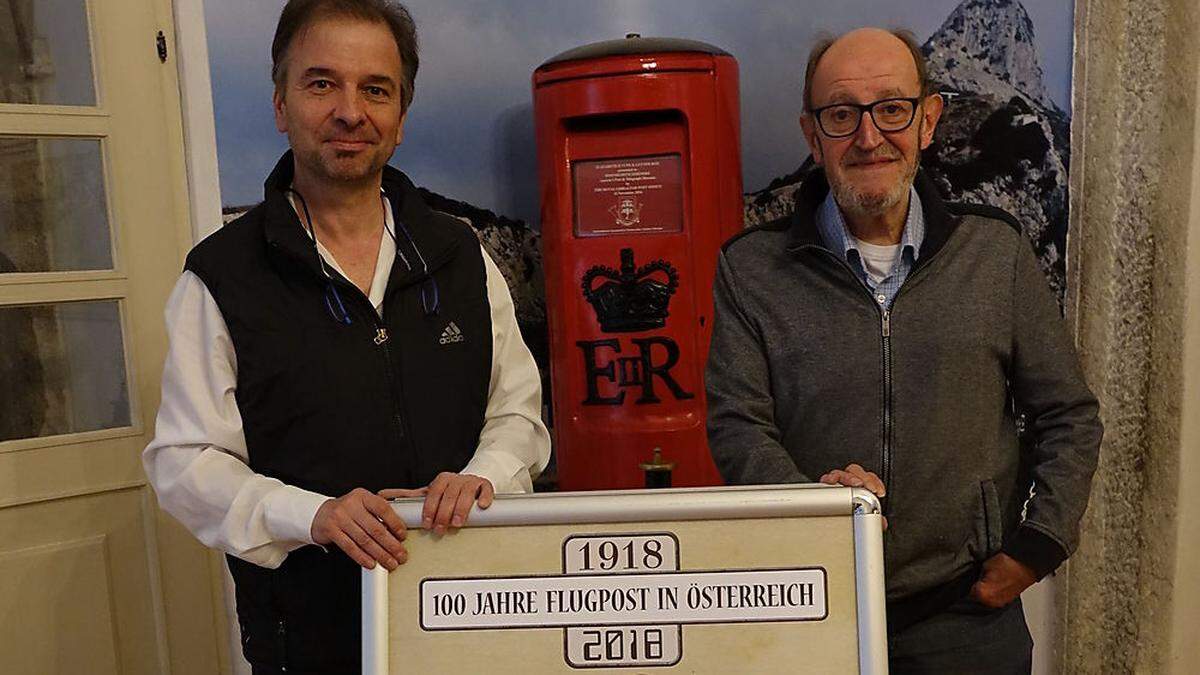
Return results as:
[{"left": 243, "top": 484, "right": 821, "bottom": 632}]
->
[
  {"left": 366, "top": 312, "right": 409, "bottom": 443},
  {"left": 275, "top": 619, "right": 288, "bottom": 671},
  {"left": 328, "top": 270, "right": 410, "bottom": 444},
  {"left": 269, "top": 240, "right": 413, "bottom": 459}
]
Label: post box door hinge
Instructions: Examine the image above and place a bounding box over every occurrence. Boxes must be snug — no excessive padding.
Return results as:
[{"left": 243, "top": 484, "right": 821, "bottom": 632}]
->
[{"left": 156, "top": 31, "right": 168, "bottom": 63}]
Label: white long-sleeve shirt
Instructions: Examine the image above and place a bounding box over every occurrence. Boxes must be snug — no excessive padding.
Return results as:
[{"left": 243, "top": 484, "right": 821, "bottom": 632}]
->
[{"left": 144, "top": 201, "right": 550, "bottom": 569}]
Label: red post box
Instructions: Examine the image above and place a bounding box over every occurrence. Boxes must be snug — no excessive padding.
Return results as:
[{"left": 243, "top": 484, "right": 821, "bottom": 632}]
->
[{"left": 533, "top": 36, "right": 744, "bottom": 490}]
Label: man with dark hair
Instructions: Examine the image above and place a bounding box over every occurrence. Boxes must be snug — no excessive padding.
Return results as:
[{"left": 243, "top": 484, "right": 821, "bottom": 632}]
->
[
  {"left": 144, "top": 1, "right": 549, "bottom": 671},
  {"left": 270, "top": 0, "right": 420, "bottom": 111},
  {"left": 706, "top": 28, "right": 1101, "bottom": 673}
]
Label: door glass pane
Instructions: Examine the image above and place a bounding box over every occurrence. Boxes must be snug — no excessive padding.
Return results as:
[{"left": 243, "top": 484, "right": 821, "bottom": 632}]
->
[
  {"left": 0, "top": 0, "right": 97, "bottom": 106},
  {"left": 0, "top": 300, "right": 131, "bottom": 442},
  {"left": 0, "top": 137, "right": 113, "bottom": 273}
]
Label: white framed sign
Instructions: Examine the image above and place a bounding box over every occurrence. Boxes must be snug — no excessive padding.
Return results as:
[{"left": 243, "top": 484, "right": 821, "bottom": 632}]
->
[{"left": 363, "top": 484, "right": 887, "bottom": 674}]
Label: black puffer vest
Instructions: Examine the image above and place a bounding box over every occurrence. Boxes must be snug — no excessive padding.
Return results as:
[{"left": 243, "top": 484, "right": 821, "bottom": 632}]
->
[{"left": 185, "top": 153, "right": 492, "bottom": 671}]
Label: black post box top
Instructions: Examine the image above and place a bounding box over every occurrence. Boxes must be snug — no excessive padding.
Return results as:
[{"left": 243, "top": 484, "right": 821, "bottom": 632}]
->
[{"left": 540, "top": 35, "right": 731, "bottom": 69}]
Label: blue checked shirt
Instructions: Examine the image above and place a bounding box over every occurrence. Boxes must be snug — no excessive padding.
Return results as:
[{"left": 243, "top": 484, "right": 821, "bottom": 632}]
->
[{"left": 815, "top": 187, "right": 925, "bottom": 309}]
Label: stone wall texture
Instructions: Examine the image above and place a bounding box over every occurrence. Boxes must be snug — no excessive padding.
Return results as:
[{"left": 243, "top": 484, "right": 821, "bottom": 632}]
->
[{"left": 1064, "top": 0, "right": 1198, "bottom": 671}]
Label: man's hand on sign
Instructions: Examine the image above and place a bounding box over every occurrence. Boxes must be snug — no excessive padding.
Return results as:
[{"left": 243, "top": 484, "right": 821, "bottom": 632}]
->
[
  {"left": 819, "top": 463, "right": 887, "bottom": 529},
  {"left": 310, "top": 488, "right": 414, "bottom": 571},
  {"left": 409, "top": 472, "right": 495, "bottom": 535},
  {"left": 818, "top": 463, "right": 885, "bottom": 496},
  {"left": 970, "top": 552, "right": 1038, "bottom": 608}
]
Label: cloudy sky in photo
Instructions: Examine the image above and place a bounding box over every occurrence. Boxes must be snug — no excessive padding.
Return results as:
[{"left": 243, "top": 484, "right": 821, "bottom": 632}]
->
[{"left": 204, "top": 0, "right": 1075, "bottom": 222}]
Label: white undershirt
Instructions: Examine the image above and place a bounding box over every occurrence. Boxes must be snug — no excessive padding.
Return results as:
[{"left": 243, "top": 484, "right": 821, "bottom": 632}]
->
[
  {"left": 143, "top": 203, "right": 551, "bottom": 569},
  {"left": 852, "top": 237, "right": 902, "bottom": 287}
]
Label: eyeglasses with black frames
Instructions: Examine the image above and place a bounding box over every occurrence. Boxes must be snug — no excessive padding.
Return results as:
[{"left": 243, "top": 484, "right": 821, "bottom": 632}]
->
[{"left": 810, "top": 97, "right": 922, "bottom": 139}]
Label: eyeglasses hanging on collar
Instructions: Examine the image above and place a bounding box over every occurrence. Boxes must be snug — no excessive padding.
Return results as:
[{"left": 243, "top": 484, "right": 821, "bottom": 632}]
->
[
  {"left": 388, "top": 196, "right": 440, "bottom": 318},
  {"left": 286, "top": 187, "right": 440, "bottom": 326}
]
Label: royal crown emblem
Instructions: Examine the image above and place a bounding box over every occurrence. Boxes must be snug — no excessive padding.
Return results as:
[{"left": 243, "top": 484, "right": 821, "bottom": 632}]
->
[{"left": 581, "top": 248, "right": 679, "bottom": 333}]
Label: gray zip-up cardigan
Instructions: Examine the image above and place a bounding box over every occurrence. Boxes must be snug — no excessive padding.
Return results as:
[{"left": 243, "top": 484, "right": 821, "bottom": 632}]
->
[{"left": 706, "top": 169, "right": 1102, "bottom": 629}]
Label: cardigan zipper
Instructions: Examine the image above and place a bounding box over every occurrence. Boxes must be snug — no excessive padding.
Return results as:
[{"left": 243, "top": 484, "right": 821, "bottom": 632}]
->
[
  {"left": 880, "top": 308, "right": 892, "bottom": 511},
  {"left": 804, "top": 247, "right": 893, "bottom": 513},
  {"left": 797, "top": 235, "right": 952, "bottom": 517}
]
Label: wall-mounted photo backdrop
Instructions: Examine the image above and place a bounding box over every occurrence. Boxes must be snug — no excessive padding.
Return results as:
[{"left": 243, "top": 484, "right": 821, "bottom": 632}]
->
[{"left": 205, "top": 0, "right": 1075, "bottom": 361}]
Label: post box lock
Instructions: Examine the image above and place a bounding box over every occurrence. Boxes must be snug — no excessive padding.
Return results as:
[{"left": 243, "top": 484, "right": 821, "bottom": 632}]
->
[{"left": 639, "top": 448, "right": 676, "bottom": 489}]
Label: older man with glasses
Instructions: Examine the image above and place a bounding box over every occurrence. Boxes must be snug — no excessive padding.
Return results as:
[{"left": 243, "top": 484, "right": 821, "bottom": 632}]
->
[{"left": 705, "top": 27, "right": 1102, "bottom": 673}]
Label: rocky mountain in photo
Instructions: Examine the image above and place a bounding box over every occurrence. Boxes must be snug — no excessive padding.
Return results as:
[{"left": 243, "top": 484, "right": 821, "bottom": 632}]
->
[
  {"left": 224, "top": 0, "right": 1070, "bottom": 371},
  {"left": 924, "top": 0, "right": 1054, "bottom": 110},
  {"left": 746, "top": 0, "right": 1072, "bottom": 302}
]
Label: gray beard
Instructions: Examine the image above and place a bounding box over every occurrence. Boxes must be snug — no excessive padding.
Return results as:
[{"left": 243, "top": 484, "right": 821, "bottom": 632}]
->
[
  {"left": 824, "top": 117, "right": 925, "bottom": 219},
  {"left": 830, "top": 154, "right": 919, "bottom": 219}
]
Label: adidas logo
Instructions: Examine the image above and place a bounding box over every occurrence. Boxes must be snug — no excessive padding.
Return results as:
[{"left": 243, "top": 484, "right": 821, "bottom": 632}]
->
[{"left": 439, "top": 321, "right": 465, "bottom": 345}]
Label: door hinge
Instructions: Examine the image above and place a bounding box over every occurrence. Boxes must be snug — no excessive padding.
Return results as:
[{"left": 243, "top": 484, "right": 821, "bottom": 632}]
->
[{"left": 156, "top": 31, "right": 168, "bottom": 63}]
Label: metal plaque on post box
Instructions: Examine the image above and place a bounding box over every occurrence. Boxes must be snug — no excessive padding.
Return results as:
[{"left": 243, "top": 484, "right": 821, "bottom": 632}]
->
[
  {"left": 573, "top": 154, "right": 684, "bottom": 237},
  {"left": 362, "top": 485, "right": 888, "bottom": 674}
]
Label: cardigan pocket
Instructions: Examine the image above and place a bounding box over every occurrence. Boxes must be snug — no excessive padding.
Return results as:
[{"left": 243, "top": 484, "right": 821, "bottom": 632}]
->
[{"left": 976, "top": 479, "right": 1003, "bottom": 557}]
